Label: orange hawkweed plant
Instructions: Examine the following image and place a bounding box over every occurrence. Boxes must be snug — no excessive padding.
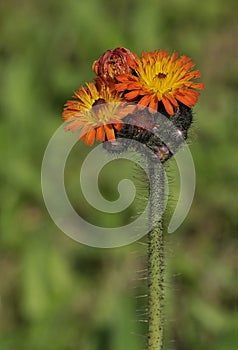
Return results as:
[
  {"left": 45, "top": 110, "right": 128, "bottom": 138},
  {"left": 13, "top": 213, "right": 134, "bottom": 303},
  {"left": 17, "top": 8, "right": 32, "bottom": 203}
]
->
[{"left": 62, "top": 47, "right": 204, "bottom": 350}]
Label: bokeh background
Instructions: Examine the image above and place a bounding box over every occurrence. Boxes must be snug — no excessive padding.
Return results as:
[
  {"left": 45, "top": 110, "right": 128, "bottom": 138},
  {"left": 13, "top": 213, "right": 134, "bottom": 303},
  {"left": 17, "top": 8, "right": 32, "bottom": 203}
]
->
[{"left": 0, "top": 0, "right": 238, "bottom": 349}]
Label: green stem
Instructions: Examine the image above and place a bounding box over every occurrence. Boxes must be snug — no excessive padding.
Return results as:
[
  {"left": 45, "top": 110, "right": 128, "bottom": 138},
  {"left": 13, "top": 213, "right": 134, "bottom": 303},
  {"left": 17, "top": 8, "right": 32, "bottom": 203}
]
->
[{"left": 147, "top": 162, "right": 165, "bottom": 350}]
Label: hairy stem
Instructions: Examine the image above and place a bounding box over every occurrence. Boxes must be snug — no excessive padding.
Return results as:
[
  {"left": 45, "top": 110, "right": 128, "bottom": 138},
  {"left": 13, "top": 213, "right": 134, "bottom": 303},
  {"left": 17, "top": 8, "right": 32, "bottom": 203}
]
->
[{"left": 147, "top": 162, "right": 165, "bottom": 350}]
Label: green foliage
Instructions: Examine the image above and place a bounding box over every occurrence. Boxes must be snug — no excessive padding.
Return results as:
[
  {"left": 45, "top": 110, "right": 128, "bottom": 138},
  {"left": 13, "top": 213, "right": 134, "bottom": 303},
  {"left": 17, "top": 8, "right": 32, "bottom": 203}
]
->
[{"left": 0, "top": 0, "right": 238, "bottom": 349}]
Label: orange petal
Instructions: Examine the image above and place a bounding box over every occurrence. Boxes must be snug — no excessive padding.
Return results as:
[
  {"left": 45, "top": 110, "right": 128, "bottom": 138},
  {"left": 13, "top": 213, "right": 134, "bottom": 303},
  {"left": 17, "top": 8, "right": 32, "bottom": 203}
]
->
[
  {"left": 126, "top": 54, "right": 138, "bottom": 68},
  {"left": 138, "top": 94, "right": 151, "bottom": 108},
  {"left": 78, "top": 124, "right": 92, "bottom": 137},
  {"left": 166, "top": 94, "right": 179, "bottom": 108},
  {"left": 183, "top": 62, "right": 195, "bottom": 71},
  {"left": 84, "top": 129, "right": 96, "bottom": 146},
  {"left": 96, "top": 126, "right": 105, "bottom": 142},
  {"left": 191, "top": 83, "right": 205, "bottom": 90},
  {"left": 114, "top": 123, "right": 123, "bottom": 131},
  {"left": 180, "top": 89, "right": 199, "bottom": 100},
  {"left": 179, "top": 56, "right": 192, "bottom": 65},
  {"left": 116, "top": 74, "right": 131, "bottom": 82},
  {"left": 171, "top": 52, "right": 178, "bottom": 62},
  {"left": 175, "top": 92, "right": 198, "bottom": 106},
  {"left": 125, "top": 90, "right": 141, "bottom": 100},
  {"left": 127, "top": 82, "right": 141, "bottom": 89},
  {"left": 149, "top": 96, "right": 158, "bottom": 113},
  {"left": 116, "top": 83, "right": 129, "bottom": 92},
  {"left": 185, "top": 70, "right": 201, "bottom": 79},
  {"left": 162, "top": 97, "right": 174, "bottom": 115},
  {"left": 105, "top": 125, "right": 115, "bottom": 141}
]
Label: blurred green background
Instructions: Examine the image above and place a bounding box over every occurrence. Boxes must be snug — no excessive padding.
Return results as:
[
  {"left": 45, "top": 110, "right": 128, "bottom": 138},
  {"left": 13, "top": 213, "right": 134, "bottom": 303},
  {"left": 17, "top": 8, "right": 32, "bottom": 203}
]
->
[{"left": 0, "top": 0, "right": 238, "bottom": 349}]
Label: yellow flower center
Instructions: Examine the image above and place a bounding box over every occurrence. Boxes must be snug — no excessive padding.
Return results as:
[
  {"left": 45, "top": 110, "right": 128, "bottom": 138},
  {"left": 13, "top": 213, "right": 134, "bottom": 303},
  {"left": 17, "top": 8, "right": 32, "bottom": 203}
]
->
[
  {"left": 82, "top": 98, "right": 121, "bottom": 126},
  {"left": 137, "top": 56, "right": 188, "bottom": 99},
  {"left": 75, "top": 83, "right": 123, "bottom": 126},
  {"left": 95, "top": 103, "right": 119, "bottom": 124}
]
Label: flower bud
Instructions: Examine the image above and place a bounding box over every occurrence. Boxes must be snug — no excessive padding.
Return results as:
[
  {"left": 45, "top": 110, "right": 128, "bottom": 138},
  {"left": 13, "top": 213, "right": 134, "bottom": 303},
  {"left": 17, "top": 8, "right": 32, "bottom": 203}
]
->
[{"left": 92, "top": 47, "right": 136, "bottom": 82}]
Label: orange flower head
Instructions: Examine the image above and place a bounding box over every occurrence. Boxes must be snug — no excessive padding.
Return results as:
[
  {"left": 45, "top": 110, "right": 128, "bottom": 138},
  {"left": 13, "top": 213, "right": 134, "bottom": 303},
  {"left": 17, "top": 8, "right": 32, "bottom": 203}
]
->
[
  {"left": 92, "top": 47, "right": 137, "bottom": 83},
  {"left": 116, "top": 50, "right": 205, "bottom": 115},
  {"left": 63, "top": 80, "right": 135, "bottom": 146}
]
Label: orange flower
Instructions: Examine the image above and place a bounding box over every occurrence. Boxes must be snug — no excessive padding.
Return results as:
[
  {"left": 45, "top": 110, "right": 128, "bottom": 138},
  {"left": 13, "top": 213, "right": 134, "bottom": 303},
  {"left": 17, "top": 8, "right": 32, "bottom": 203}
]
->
[
  {"left": 63, "top": 80, "right": 135, "bottom": 146},
  {"left": 116, "top": 50, "right": 205, "bottom": 115},
  {"left": 93, "top": 47, "right": 137, "bottom": 82}
]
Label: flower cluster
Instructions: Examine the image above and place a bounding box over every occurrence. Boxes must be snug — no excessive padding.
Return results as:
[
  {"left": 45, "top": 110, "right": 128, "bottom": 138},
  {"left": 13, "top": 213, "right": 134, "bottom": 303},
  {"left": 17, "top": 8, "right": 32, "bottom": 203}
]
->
[{"left": 63, "top": 47, "right": 204, "bottom": 161}]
